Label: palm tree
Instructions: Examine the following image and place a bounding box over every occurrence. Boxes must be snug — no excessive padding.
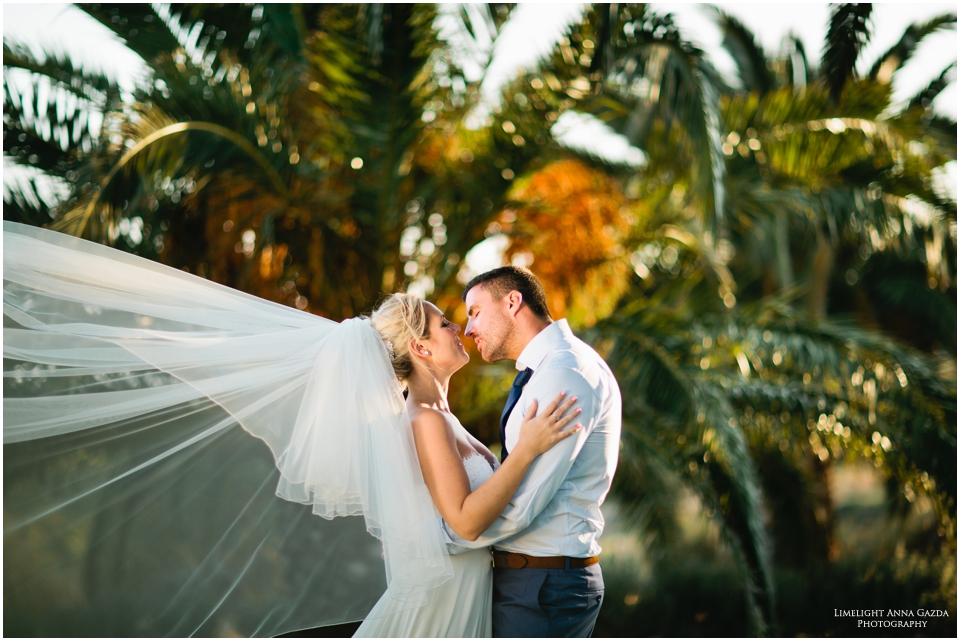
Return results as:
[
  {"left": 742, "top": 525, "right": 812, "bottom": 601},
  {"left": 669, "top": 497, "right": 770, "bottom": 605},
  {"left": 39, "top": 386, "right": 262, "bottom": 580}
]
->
[
  {"left": 715, "top": 6, "right": 956, "bottom": 321},
  {"left": 3, "top": 3, "right": 536, "bottom": 319},
  {"left": 483, "top": 3, "right": 956, "bottom": 634}
]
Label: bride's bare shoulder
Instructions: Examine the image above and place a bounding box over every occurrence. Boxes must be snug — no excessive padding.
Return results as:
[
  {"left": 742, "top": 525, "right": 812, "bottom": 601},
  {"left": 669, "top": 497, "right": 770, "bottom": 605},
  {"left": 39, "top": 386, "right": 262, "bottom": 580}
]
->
[
  {"left": 408, "top": 406, "right": 455, "bottom": 438},
  {"left": 408, "top": 407, "right": 463, "bottom": 466}
]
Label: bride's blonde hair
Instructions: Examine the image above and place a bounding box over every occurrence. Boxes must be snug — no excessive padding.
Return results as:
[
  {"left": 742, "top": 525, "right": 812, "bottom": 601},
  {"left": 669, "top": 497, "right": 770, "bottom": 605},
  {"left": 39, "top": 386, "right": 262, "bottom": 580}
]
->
[{"left": 370, "top": 293, "right": 431, "bottom": 382}]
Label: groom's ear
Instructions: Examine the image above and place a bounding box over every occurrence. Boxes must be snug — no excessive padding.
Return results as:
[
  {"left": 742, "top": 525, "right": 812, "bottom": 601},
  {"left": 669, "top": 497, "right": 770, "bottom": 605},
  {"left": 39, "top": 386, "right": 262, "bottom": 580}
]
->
[{"left": 504, "top": 290, "right": 523, "bottom": 317}]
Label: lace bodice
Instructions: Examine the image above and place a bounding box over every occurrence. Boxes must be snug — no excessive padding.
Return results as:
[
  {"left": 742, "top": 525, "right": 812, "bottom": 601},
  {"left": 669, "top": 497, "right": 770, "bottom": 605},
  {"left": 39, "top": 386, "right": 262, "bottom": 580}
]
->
[
  {"left": 446, "top": 413, "right": 497, "bottom": 492},
  {"left": 461, "top": 453, "right": 497, "bottom": 492}
]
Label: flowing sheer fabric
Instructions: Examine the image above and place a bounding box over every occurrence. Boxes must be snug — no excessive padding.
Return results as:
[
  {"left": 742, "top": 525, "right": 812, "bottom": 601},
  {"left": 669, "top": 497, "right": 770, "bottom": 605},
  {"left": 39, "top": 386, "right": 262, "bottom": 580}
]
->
[{"left": 3, "top": 221, "right": 452, "bottom": 636}]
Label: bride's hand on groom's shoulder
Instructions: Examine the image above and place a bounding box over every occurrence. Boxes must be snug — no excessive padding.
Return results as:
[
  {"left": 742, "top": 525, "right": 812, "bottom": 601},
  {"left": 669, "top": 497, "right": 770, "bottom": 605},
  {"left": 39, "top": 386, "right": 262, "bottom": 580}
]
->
[{"left": 514, "top": 392, "right": 582, "bottom": 459}]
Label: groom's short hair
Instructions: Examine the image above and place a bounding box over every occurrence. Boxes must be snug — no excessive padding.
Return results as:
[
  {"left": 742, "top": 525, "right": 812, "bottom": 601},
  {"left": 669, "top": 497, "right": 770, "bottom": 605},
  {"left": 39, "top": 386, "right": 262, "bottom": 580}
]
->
[{"left": 463, "top": 266, "right": 552, "bottom": 321}]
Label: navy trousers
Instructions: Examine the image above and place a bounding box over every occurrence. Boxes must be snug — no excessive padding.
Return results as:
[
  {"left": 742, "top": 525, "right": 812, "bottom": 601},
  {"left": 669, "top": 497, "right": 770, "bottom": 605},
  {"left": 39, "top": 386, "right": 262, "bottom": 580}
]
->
[{"left": 492, "top": 562, "right": 604, "bottom": 638}]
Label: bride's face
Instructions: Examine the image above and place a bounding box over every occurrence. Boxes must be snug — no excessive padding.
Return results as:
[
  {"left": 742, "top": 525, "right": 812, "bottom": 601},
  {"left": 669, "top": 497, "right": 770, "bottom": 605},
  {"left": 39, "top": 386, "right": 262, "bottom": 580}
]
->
[{"left": 415, "top": 303, "right": 469, "bottom": 371}]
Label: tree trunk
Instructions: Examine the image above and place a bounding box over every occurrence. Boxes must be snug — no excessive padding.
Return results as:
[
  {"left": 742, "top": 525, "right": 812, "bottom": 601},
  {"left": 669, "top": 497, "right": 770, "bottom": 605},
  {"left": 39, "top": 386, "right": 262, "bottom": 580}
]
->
[
  {"left": 808, "top": 227, "right": 835, "bottom": 320},
  {"left": 774, "top": 213, "right": 794, "bottom": 291}
]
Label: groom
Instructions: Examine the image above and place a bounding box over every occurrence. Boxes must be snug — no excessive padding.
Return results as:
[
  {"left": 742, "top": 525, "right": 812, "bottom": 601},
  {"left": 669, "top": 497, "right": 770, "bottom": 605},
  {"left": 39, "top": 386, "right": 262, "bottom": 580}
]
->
[{"left": 444, "top": 266, "right": 622, "bottom": 638}]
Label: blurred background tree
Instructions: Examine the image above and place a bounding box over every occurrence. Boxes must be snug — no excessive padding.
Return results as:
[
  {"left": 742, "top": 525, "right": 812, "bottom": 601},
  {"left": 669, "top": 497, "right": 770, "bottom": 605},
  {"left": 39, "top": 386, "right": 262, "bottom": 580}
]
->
[{"left": 4, "top": 2, "right": 956, "bottom": 637}]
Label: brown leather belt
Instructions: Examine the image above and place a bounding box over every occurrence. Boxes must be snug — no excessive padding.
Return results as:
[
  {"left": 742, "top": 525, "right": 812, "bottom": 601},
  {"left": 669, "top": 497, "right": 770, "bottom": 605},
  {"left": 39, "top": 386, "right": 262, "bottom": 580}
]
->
[{"left": 492, "top": 551, "right": 599, "bottom": 570}]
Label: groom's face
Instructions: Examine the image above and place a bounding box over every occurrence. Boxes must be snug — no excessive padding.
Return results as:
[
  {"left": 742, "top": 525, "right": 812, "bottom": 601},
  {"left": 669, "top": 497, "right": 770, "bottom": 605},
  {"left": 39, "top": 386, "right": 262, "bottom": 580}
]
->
[{"left": 464, "top": 285, "right": 513, "bottom": 362}]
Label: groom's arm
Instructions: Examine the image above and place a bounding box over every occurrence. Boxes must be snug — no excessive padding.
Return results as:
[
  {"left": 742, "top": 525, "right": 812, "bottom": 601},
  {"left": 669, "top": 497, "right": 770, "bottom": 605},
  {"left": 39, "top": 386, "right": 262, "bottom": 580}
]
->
[{"left": 442, "top": 368, "right": 599, "bottom": 549}]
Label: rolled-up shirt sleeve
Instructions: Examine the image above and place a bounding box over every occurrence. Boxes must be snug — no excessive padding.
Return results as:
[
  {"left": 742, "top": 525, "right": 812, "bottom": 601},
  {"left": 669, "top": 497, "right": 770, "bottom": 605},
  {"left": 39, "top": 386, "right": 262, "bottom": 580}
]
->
[{"left": 442, "top": 368, "right": 600, "bottom": 549}]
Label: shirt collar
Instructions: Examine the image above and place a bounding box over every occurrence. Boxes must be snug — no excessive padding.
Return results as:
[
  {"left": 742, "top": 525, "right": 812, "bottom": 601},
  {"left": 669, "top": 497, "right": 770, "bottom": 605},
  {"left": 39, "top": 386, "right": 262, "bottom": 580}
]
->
[{"left": 516, "top": 319, "right": 571, "bottom": 372}]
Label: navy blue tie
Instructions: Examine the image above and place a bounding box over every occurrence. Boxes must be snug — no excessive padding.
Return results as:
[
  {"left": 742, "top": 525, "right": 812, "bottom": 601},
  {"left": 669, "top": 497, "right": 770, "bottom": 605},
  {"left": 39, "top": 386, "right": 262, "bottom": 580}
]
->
[{"left": 500, "top": 367, "right": 533, "bottom": 462}]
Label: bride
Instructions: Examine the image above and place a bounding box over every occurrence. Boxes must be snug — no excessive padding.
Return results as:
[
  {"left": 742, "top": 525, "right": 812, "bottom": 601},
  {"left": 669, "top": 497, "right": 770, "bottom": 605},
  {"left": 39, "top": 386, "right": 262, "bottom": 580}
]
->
[
  {"left": 2, "top": 221, "right": 579, "bottom": 637},
  {"left": 358, "top": 294, "right": 581, "bottom": 637}
]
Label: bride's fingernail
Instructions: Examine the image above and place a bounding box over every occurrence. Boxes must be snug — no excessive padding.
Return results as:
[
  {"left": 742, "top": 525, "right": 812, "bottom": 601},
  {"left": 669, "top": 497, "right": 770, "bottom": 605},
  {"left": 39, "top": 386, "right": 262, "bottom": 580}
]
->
[{"left": 576, "top": 408, "right": 582, "bottom": 413}]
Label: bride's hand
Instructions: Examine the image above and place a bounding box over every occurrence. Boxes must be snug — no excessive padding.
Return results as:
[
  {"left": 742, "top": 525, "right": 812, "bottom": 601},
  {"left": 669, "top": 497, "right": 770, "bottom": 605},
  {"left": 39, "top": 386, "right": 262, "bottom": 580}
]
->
[{"left": 513, "top": 392, "right": 582, "bottom": 459}]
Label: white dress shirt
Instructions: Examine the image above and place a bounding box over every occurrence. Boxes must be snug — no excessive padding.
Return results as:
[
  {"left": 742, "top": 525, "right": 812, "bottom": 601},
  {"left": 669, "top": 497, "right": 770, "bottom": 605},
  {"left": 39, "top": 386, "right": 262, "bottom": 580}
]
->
[{"left": 444, "top": 319, "right": 622, "bottom": 557}]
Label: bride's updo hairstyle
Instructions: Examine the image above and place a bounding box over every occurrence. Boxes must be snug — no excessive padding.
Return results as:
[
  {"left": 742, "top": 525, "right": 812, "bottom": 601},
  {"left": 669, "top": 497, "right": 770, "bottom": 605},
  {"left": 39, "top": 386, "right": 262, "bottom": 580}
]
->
[{"left": 369, "top": 293, "right": 431, "bottom": 383}]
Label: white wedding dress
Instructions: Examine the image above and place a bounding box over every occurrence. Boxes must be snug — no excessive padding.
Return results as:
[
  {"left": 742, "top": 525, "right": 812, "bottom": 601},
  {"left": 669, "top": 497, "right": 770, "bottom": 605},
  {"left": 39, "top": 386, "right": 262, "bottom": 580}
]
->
[{"left": 355, "top": 418, "right": 496, "bottom": 638}]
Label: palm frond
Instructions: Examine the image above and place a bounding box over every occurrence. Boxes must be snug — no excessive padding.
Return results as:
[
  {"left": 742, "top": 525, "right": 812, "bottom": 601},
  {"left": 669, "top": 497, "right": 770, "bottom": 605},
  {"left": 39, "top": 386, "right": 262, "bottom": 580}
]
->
[
  {"left": 51, "top": 115, "right": 288, "bottom": 242},
  {"left": 586, "top": 2, "right": 618, "bottom": 76},
  {"left": 586, "top": 279, "right": 957, "bottom": 627},
  {"left": 2, "top": 171, "right": 63, "bottom": 226},
  {"left": 164, "top": 2, "right": 309, "bottom": 62},
  {"left": 821, "top": 3, "right": 873, "bottom": 102},
  {"left": 3, "top": 42, "right": 120, "bottom": 104},
  {"left": 3, "top": 80, "right": 96, "bottom": 175},
  {"left": 613, "top": 422, "right": 685, "bottom": 548},
  {"left": 868, "top": 13, "right": 956, "bottom": 82},
  {"left": 3, "top": 40, "right": 118, "bottom": 173},
  {"left": 76, "top": 3, "right": 181, "bottom": 64},
  {"left": 705, "top": 300, "right": 954, "bottom": 500},
  {"left": 907, "top": 62, "right": 958, "bottom": 111},
  {"left": 714, "top": 9, "right": 773, "bottom": 95},
  {"left": 860, "top": 252, "right": 957, "bottom": 352},
  {"left": 586, "top": 319, "right": 776, "bottom": 635},
  {"left": 785, "top": 35, "right": 811, "bottom": 89}
]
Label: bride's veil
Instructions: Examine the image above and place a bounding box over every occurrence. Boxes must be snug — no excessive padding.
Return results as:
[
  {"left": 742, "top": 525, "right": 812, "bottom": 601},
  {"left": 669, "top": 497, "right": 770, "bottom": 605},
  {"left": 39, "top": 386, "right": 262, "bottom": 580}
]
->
[{"left": 3, "top": 221, "right": 453, "bottom": 636}]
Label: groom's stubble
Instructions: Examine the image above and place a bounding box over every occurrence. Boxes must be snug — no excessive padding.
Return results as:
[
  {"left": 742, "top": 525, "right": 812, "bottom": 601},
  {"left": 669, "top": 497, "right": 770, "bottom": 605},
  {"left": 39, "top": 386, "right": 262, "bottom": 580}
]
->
[{"left": 476, "top": 304, "right": 515, "bottom": 362}]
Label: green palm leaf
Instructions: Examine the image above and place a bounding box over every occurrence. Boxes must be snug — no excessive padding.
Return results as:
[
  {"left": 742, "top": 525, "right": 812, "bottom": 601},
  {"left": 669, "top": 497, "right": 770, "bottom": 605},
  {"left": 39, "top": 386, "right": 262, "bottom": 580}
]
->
[
  {"left": 907, "top": 62, "right": 957, "bottom": 111},
  {"left": 587, "top": 316, "right": 777, "bottom": 635},
  {"left": 77, "top": 3, "right": 182, "bottom": 63},
  {"left": 714, "top": 9, "right": 773, "bottom": 95},
  {"left": 868, "top": 13, "right": 956, "bottom": 82},
  {"left": 2, "top": 173, "right": 61, "bottom": 225},
  {"left": 3, "top": 42, "right": 118, "bottom": 170},
  {"left": 3, "top": 42, "right": 119, "bottom": 104},
  {"left": 821, "top": 3, "right": 872, "bottom": 102}
]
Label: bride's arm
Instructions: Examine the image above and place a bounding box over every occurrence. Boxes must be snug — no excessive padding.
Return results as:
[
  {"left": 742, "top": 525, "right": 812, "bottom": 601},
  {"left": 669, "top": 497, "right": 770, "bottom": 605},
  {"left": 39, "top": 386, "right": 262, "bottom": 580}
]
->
[{"left": 412, "top": 393, "right": 580, "bottom": 542}]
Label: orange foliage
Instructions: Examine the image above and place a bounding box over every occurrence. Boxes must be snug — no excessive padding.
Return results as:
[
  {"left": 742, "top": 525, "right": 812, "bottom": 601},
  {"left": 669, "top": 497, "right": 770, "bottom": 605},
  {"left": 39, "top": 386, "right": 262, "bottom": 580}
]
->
[{"left": 501, "top": 159, "right": 633, "bottom": 328}]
